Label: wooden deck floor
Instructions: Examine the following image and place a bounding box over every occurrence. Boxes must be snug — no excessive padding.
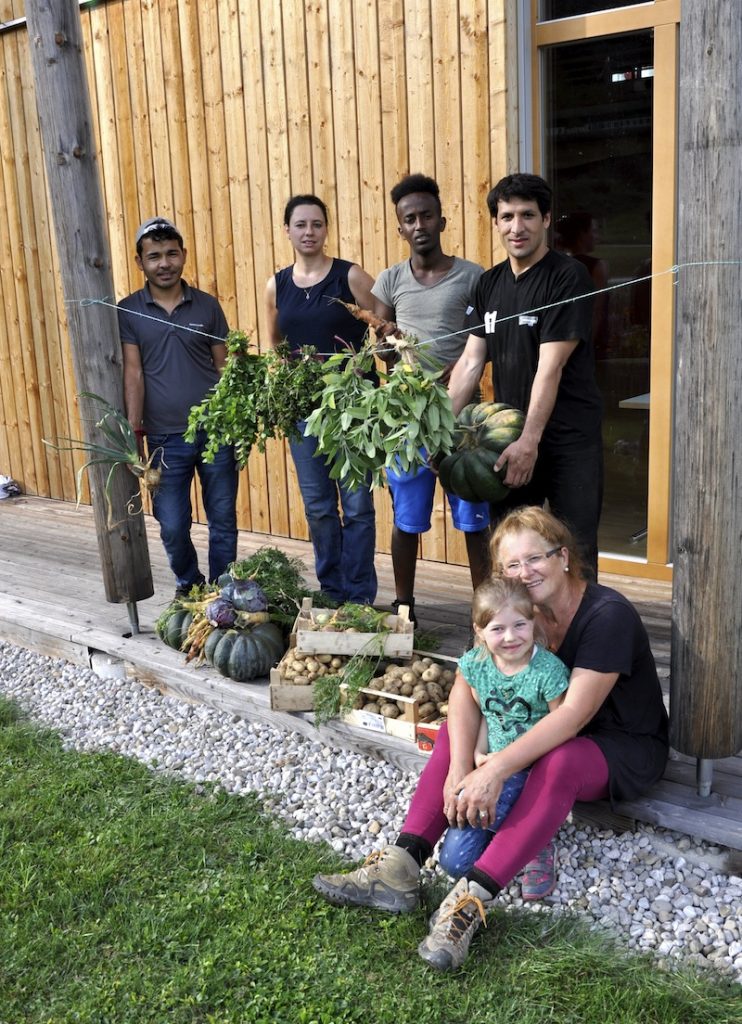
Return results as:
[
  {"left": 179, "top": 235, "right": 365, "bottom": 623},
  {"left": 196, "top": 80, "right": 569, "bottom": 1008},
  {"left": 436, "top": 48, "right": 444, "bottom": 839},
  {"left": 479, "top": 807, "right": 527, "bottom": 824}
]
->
[{"left": 1, "top": 495, "right": 740, "bottom": 863}]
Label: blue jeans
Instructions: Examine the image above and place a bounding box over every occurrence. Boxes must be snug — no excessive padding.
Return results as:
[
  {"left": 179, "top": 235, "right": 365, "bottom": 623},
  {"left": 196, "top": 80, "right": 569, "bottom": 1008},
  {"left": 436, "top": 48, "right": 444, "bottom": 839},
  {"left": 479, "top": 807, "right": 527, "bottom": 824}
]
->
[
  {"left": 437, "top": 769, "right": 530, "bottom": 879},
  {"left": 289, "top": 426, "right": 377, "bottom": 604},
  {"left": 147, "top": 430, "right": 238, "bottom": 589}
]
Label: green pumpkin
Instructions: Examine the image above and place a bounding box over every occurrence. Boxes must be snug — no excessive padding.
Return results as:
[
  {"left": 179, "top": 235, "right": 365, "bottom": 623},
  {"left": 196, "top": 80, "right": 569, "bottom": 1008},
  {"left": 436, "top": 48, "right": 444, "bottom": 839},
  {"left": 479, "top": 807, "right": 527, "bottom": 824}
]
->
[
  {"left": 204, "top": 622, "right": 285, "bottom": 682},
  {"left": 437, "top": 402, "right": 525, "bottom": 504},
  {"left": 159, "top": 608, "right": 194, "bottom": 651}
]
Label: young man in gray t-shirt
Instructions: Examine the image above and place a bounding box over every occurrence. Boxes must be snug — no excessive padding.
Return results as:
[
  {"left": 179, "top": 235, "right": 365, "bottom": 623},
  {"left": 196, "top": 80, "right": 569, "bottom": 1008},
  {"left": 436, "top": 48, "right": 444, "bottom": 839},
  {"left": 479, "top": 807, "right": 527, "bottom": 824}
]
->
[{"left": 372, "top": 175, "right": 488, "bottom": 623}]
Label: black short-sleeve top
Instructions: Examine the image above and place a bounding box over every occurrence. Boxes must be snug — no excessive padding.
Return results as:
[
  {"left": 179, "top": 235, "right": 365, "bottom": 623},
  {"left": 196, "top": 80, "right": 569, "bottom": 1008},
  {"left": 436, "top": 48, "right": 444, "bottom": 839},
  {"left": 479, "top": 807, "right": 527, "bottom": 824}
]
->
[
  {"left": 557, "top": 583, "right": 669, "bottom": 802},
  {"left": 465, "top": 249, "right": 602, "bottom": 448}
]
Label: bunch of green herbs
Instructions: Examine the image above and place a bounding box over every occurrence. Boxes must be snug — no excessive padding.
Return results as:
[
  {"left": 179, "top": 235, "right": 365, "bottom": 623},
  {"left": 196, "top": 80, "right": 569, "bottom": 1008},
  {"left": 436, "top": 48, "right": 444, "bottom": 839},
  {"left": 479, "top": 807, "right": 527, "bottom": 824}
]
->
[
  {"left": 185, "top": 330, "right": 265, "bottom": 466},
  {"left": 312, "top": 650, "right": 382, "bottom": 726},
  {"left": 260, "top": 341, "right": 327, "bottom": 440},
  {"left": 311, "top": 603, "right": 394, "bottom": 725},
  {"left": 186, "top": 335, "right": 326, "bottom": 467},
  {"left": 316, "top": 602, "right": 393, "bottom": 633},
  {"left": 303, "top": 338, "right": 457, "bottom": 491}
]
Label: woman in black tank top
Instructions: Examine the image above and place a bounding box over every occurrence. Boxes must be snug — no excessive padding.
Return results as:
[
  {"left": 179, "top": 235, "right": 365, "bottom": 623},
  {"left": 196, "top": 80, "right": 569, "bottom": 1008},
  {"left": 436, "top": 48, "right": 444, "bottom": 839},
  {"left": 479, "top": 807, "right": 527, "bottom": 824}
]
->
[{"left": 264, "top": 195, "right": 378, "bottom": 605}]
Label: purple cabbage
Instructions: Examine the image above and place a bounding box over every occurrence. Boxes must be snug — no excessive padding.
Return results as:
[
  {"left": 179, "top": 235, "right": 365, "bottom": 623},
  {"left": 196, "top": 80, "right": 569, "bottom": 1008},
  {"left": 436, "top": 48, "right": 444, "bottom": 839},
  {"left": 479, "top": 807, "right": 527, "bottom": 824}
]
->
[
  {"left": 221, "top": 579, "right": 269, "bottom": 613},
  {"left": 205, "top": 597, "right": 237, "bottom": 628}
]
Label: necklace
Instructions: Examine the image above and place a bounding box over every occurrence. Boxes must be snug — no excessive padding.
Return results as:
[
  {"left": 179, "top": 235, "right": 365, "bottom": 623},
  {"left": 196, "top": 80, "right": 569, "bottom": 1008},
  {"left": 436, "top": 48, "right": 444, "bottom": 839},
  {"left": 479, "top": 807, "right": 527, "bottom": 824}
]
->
[
  {"left": 303, "top": 284, "right": 313, "bottom": 300},
  {"left": 544, "top": 584, "right": 585, "bottom": 651}
]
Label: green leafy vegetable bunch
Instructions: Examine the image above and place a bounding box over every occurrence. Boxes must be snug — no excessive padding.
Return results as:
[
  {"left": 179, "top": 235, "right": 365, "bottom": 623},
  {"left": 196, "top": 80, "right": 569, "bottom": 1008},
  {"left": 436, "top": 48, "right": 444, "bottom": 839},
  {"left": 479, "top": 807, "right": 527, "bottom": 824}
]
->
[
  {"left": 185, "top": 330, "right": 265, "bottom": 466},
  {"left": 303, "top": 338, "right": 457, "bottom": 491},
  {"left": 186, "top": 334, "right": 326, "bottom": 467}
]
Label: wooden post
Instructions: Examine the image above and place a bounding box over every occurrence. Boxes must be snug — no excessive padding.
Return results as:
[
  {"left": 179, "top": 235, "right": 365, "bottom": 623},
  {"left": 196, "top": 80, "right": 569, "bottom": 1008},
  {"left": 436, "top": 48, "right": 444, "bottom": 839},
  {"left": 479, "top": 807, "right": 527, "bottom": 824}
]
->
[
  {"left": 672, "top": 1, "right": 742, "bottom": 758},
  {"left": 25, "top": 0, "right": 153, "bottom": 605}
]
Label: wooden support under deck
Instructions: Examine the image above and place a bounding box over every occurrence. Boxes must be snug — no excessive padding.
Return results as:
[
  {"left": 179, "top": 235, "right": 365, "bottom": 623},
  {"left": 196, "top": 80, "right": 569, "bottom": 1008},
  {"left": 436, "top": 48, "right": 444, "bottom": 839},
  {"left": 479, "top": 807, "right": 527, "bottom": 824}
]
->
[{"left": 0, "top": 496, "right": 740, "bottom": 865}]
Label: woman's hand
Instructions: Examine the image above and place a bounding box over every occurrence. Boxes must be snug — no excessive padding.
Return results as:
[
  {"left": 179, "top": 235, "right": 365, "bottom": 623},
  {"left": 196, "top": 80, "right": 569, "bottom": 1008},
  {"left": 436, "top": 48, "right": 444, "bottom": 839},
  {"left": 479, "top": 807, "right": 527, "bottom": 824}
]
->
[
  {"left": 474, "top": 750, "right": 496, "bottom": 768},
  {"left": 450, "top": 758, "right": 507, "bottom": 829}
]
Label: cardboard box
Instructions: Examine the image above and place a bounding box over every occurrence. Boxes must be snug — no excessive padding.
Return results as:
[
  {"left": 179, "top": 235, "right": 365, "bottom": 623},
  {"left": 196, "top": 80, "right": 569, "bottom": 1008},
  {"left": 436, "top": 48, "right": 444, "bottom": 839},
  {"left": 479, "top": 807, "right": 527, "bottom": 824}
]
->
[
  {"left": 291, "top": 597, "right": 414, "bottom": 659},
  {"left": 342, "top": 685, "right": 420, "bottom": 741},
  {"left": 416, "top": 721, "right": 444, "bottom": 753}
]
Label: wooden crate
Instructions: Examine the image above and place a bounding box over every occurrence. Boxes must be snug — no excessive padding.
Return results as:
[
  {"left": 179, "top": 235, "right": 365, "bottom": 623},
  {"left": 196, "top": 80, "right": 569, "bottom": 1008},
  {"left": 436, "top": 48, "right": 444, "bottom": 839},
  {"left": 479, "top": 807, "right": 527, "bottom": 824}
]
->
[
  {"left": 341, "top": 651, "right": 456, "bottom": 742},
  {"left": 269, "top": 644, "right": 316, "bottom": 712},
  {"left": 269, "top": 649, "right": 455, "bottom": 738},
  {"left": 291, "top": 597, "right": 414, "bottom": 658},
  {"left": 269, "top": 666, "right": 315, "bottom": 712}
]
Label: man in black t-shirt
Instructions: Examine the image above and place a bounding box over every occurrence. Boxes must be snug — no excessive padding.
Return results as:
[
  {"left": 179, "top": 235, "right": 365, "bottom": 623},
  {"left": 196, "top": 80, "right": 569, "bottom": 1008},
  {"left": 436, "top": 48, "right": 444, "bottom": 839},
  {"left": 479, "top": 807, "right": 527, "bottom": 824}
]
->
[{"left": 448, "top": 174, "right": 603, "bottom": 573}]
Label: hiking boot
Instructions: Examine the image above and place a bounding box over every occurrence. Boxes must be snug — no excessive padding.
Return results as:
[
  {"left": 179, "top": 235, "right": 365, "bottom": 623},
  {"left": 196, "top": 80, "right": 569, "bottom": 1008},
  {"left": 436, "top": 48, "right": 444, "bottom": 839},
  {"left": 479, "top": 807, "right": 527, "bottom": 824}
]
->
[
  {"left": 174, "top": 576, "right": 205, "bottom": 600},
  {"left": 417, "top": 877, "right": 492, "bottom": 971},
  {"left": 521, "top": 841, "right": 557, "bottom": 901},
  {"left": 312, "top": 845, "right": 420, "bottom": 913}
]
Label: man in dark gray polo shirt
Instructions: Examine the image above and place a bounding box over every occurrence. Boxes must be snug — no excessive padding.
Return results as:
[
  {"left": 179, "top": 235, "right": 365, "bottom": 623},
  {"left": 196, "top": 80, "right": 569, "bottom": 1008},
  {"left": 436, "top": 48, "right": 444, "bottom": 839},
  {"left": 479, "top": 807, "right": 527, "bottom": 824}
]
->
[{"left": 119, "top": 218, "right": 238, "bottom": 597}]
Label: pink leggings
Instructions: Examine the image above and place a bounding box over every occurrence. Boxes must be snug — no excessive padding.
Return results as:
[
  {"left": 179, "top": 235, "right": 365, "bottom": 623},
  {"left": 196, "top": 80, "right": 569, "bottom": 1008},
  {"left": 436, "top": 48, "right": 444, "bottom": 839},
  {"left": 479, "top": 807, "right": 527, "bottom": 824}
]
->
[{"left": 400, "top": 723, "right": 610, "bottom": 890}]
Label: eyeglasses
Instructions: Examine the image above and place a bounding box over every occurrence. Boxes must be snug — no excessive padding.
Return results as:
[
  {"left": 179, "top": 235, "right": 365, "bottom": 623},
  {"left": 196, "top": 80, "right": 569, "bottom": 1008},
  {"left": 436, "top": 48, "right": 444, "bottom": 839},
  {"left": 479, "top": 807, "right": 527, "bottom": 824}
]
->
[{"left": 502, "top": 546, "right": 562, "bottom": 577}]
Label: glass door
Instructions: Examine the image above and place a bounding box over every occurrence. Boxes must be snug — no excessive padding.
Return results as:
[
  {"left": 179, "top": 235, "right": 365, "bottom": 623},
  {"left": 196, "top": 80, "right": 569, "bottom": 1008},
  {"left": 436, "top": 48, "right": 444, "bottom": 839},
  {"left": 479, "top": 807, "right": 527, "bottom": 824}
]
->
[
  {"left": 541, "top": 31, "right": 653, "bottom": 558},
  {"left": 533, "top": 0, "right": 679, "bottom": 578}
]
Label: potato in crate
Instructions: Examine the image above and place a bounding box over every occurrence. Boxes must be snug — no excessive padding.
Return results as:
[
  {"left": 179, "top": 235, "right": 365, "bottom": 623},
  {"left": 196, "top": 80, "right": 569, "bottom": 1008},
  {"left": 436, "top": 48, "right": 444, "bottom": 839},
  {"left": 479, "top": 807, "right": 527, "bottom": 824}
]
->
[
  {"left": 342, "top": 655, "right": 457, "bottom": 743},
  {"left": 269, "top": 648, "right": 350, "bottom": 712}
]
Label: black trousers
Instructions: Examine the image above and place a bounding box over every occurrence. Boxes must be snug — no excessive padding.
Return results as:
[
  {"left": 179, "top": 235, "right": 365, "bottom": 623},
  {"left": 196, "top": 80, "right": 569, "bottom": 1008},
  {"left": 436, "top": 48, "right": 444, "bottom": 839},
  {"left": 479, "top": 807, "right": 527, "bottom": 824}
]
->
[{"left": 489, "top": 440, "right": 604, "bottom": 578}]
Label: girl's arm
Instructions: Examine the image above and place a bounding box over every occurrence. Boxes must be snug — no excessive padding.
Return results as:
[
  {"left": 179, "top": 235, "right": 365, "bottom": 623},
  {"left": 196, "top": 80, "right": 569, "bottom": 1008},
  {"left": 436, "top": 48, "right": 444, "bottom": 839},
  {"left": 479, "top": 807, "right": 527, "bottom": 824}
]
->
[
  {"left": 441, "top": 672, "right": 482, "bottom": 822},
  {"left": 454, "top": 667, "right": 618, "bottom": 827},
  {"left": 547, "top": 691, "right": 566, "bottom": 711},
  {"left": 473, "top": 717, "right": 490, "bottom": 768}
]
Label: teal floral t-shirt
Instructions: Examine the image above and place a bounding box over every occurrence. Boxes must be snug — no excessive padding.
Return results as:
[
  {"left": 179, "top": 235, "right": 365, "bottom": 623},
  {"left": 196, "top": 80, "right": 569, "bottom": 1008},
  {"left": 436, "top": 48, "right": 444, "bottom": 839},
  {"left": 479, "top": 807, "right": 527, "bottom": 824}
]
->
[{"left": 458, "top": 644, "right": 569, "bottom": 753}]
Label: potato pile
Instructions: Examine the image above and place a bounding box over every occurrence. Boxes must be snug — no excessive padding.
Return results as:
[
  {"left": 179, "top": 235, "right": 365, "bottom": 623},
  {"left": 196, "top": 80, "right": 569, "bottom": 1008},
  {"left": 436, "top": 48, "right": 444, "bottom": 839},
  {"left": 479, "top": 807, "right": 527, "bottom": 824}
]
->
[
  {"left": 354, "top": 657, "right": 455, "bottom": 722},
  {"left": 278, "top": 650, "right": 349, "bottom": 686}
]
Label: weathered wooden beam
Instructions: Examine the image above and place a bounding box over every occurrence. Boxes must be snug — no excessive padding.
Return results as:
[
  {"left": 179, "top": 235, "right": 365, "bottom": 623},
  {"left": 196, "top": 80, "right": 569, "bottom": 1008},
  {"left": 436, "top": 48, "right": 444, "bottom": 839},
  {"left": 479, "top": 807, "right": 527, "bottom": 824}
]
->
[
  {"left": 25, "top": 0, "right": 152, "bottom": 604},
  {"left": 672, "top": 1, "right": 742, "bottom": 758}
]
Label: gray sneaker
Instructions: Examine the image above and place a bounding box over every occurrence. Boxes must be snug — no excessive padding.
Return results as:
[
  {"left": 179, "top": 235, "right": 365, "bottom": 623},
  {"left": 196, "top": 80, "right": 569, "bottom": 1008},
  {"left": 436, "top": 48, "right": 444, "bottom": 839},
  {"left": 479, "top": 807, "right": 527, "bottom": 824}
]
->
[
  {"left": 417, "top": 877, "right": 492, "bottom": 971},
  {"left": 312, "top": 845, "right": 420, "bottom": 913}
]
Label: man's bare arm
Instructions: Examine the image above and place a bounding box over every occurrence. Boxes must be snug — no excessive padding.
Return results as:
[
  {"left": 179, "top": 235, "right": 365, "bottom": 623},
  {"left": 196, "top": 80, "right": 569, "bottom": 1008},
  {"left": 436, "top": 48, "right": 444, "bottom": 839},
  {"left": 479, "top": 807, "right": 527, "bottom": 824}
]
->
[
  {"left": 447, "top": 333, "right": 487, "bottom": 415},
  {"left": 495, "top": 339, "right": 578, "bottom": 488}
]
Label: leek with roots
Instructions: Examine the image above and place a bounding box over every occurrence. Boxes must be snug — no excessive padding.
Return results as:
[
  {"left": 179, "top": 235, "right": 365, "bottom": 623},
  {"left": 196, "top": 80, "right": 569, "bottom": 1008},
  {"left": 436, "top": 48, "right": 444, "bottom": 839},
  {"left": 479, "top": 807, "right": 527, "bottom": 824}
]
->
[{"left": 43, "top": 391, "right": 162, "bottom": 528}]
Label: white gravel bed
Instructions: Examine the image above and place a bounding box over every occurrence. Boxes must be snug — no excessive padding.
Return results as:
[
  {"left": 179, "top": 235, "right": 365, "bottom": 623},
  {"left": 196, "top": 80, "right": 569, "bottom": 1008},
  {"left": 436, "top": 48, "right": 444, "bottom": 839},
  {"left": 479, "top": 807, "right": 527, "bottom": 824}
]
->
[{"left": 0, "top": 638, "right": 740, "bottom": 984}]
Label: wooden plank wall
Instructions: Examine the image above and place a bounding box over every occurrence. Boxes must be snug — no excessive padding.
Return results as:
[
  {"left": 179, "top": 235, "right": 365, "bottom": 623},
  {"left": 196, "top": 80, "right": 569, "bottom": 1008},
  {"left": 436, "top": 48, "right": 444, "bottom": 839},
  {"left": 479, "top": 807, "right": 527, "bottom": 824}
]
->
[{"left": 0, "top": 0, "right": 514, "bottom": 566}]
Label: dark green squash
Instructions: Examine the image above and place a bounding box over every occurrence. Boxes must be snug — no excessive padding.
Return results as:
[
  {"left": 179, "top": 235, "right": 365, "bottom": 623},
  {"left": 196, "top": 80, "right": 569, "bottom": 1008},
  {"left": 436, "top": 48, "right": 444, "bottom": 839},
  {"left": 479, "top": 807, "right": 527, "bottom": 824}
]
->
[
  {"left": 161, "top": 608, "right": 194, "bottom": 651},
  {"left": 437, "top": 402, "right": 525, "bottom": 504},
  {"left": 204, "top": 622, "right": 285, "bottom": 681}
]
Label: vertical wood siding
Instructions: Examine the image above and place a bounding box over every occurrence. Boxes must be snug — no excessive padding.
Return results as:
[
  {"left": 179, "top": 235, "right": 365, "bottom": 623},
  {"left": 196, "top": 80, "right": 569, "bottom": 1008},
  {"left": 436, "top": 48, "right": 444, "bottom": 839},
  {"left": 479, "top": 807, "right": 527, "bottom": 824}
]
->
[{"left": 0, "top": 0, "right": 513, "bottom": 565}]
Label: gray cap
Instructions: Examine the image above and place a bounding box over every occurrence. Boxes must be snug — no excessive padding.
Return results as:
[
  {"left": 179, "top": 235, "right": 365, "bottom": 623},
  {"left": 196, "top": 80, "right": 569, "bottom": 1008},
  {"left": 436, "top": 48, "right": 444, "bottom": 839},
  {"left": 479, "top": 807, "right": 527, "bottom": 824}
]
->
[{"left": 135, "top": 216, "right": 179, "bottom": 244}]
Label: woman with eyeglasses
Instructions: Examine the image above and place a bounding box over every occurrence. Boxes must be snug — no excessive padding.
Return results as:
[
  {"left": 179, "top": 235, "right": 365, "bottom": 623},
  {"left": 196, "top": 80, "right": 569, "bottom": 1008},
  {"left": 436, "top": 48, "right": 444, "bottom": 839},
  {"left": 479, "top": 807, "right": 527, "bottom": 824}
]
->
[{"left": 313, "top": 506, "right": 668, "bottom": 971}]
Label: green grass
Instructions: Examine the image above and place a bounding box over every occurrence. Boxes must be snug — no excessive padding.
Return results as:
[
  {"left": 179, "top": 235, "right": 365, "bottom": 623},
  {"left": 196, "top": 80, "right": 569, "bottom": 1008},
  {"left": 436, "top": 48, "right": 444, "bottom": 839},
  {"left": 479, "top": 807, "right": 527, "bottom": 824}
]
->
[{"left": 0, "top": 696, "right": 739, "bottom": 1024}]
